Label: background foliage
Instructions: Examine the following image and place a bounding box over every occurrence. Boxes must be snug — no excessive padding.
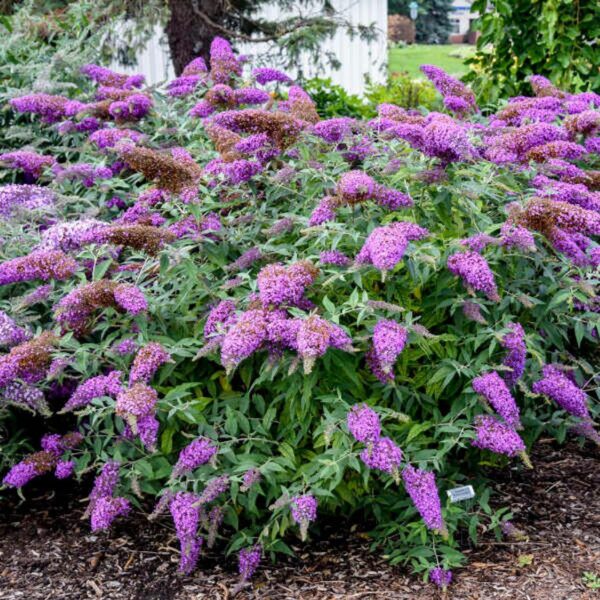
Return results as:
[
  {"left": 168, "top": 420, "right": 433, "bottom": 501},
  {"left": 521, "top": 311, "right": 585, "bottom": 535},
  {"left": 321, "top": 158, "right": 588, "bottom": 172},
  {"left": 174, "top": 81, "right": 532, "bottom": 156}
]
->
[{"left": 466, "top": 0, "right": 600, "bottom": 104}]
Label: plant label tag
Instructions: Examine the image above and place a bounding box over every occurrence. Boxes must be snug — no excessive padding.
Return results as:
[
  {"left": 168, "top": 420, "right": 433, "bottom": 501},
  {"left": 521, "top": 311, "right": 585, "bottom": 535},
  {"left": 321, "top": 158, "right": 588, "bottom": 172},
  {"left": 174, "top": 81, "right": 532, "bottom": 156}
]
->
[{"left": 447, "top": 485, "right": 475, "bottom": 503}]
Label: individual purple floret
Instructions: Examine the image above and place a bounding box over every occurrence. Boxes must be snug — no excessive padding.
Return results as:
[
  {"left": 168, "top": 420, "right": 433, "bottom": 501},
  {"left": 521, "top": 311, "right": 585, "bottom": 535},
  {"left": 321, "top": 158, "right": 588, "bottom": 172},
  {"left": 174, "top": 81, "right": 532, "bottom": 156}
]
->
[
  {"left": 447, "top": 251, "right": 499, "bottom": 301},
  {"left": 402, "top": 465, "right": 446, "bottom": 533},
  {"left": 532, "top": 365, "right": 589, "bottom": 419},
  {"left": 472, "top": 371, "right": 521, "bottom": 428},
  {"left": 500, "top": 323, "right": 526, "bottom": 386},
  {"left": 360, "top": 436, "right": 403, "bottom": 477},
  {"left": 356, "top": 221, "right": 429, "bottom": 273},
  {"left": 347, "top": 404, "right": 381, "bottom": 443},
  {"left": 429, "top": 567, "right": 453, "bottom": 588},
  {"left": 472, "top": 415, "right": 526, "bottom": 459},
  {"left": 91, "top": 496, "right": 130, "bottom": 531},
  {"left": 173, "top": 437, "right": 218, "bottom": 477}
]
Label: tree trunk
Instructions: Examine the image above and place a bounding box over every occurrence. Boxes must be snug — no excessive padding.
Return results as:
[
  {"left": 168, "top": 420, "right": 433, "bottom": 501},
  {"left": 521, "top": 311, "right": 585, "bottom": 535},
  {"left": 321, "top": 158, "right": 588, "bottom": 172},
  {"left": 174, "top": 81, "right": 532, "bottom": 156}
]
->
[{"left": 166, "top": 0, "right": 226, "bottom": 75}]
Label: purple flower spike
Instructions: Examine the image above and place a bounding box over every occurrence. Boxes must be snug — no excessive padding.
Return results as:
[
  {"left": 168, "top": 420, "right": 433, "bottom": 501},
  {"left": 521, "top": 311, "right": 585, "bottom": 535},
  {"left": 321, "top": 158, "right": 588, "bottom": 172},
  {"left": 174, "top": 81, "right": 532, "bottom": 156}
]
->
[
  {"left": 532, "top": 365, "right": 589, "bottom": 419},
  {"left": 472, "top": 371, "right": 521, "bottom": 428},
  {"left": 402, "top": 465, "right": 446, "bottom": 534},
  {"left": 347, "top": 404, "right": 381, "bottom": 443}
]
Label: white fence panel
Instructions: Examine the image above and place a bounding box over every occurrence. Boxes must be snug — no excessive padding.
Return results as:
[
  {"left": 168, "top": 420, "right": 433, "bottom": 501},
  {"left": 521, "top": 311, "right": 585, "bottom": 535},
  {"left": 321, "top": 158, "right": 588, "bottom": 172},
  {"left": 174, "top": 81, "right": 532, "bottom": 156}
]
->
[{"left": 110, "top": 0, "right": 387, "bottom": 95}]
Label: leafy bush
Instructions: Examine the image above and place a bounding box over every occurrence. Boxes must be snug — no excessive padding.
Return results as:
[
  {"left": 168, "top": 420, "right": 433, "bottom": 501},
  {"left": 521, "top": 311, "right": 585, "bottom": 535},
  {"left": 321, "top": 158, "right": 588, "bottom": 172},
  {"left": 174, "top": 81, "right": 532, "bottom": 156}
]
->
[
  {"left": 301, "top": 77, "right": 373, "bottom": 119},
  {"left": 0, "top": 12, "right": 599, "bottom": 594},
  {"left": 365, "top": 72, "right": 439, "bottom": 111},
  {"left": 466, "top": 0, "right": 600, "bottom": 104}
]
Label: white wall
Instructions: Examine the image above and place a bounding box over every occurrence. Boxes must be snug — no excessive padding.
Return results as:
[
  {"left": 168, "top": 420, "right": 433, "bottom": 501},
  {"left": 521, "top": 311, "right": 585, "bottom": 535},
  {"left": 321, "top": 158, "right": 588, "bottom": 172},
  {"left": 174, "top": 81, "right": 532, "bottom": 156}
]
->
[{"left": 110, "top": 0, "right": 387, "bottom": 95}]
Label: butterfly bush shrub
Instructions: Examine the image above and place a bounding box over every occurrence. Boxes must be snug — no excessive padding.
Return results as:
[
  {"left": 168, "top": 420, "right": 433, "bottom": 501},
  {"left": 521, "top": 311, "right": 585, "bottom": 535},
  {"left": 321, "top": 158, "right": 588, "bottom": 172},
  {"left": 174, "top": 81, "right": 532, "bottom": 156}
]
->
[{"left": 0, "top": 34, "right": 599, "bottom": 589}]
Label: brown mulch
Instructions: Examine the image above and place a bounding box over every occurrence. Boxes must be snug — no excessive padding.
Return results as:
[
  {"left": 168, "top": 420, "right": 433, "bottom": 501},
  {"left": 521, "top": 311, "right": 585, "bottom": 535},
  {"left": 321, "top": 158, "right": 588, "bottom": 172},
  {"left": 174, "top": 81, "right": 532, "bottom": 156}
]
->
[{"left": 0, "top": 440, "right": 598, "bottom": 600}]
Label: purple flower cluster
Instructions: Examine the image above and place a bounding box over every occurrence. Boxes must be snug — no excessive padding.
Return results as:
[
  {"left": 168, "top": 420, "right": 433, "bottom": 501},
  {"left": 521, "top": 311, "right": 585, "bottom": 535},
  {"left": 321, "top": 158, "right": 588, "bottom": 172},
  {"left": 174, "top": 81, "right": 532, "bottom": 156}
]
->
[
  {"left": 0, "top": 311, "right": 31, "bottom": 347},
  {"left": 472, "top": 371, "right": 521, "bottom": 428},
  {"left": 0, "top": 184, "right": 54, "bottom": 218},
  {"left": 169, "top": 492, "right": 203, "bottom": 574},
  {"left": 89, "top": 127, "right": 144, "bottom": 150},
  {"left": 204, "top": 300, "right": 237, "bottom": 339},
  {"left": 257, "top": 261, "right": 318, "bottom": 307},
  {"left": 62, "top": 371, "right": 123, "bottom": 411},
  {"left": 532, "top": 365, "right": 589, "bottom": 419},
  {"left": 319, "top": 250, "right": 351, "bottom": 266},
  {"left": 429, "top": 567, "right": 453, "bottom": 588},
  {"left": 347, "top": 404, "right": 381, "bottom": 443},
  {"left": 356, "top": 221, "right": 429, "bottom": 272},
  {"left": 209, "top": 37, "right": 242, "bottom": 84},
  {"left": 360, "top": 436, "right": 403, "bottom": 476},
  {"left": 81, "top": 64, "right": 144, "bottom": 89},
  {"left": 447, "top": 251, "right": 499, "bottom": 301},
  {"left": 129, "top": 342, "right": 170, "bottom": 385},
  {"left": 401, "top": 465, "right": 446, "bottom": 533},
  {"left": 238, "top": 545, "right": 262, "bottom": 581},
  {"left": 0, "top": 150, "right": 56, "bottom": 181},
  {"left": 472, "top": 415, "right": 526, "bottom": 458},
  {"left": 173, "top": 437, "right": 218, "bottom": 477},
  {"left": 0, "top": 250, "right": 77, "bottom": 286},
  {"left": 366, "top": 319, "right": 408, "bottom": 383},
  {"left": 167, "top": 56, "right": 208, "bottom": 97},
  {"left": 309, "top": 196, "right": 337, "bottom": 226},
  {"left": 336, "top": 170, "right": 413, "bottom": 210},
  {"left": 253, "top": 67, "right": 292, "bottom": 85},
  {"left": 295, "top": 315, "right": 353, "bottom": 373},
  {"left": 52, "top": 162, "right": 112, "bottom": 187},
  {"left": 500, "top": 323, "right": 526, "bottom": 386},
  {"left": 421, "top": 64, "right": 477, "bottom": 115}
]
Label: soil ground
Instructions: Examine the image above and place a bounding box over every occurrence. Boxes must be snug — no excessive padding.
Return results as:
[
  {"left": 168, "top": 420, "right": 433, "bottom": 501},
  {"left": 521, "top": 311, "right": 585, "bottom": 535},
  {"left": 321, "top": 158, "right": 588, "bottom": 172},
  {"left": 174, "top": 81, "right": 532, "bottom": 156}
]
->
[{"left": 0, "top": 439, "right": 598, "bottom": 600}]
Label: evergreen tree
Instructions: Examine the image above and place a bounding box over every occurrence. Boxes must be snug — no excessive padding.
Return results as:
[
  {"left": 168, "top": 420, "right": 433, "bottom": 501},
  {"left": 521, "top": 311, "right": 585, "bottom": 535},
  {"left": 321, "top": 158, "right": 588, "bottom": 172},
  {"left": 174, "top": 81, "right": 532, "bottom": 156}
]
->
[{"left": 2, "top": 0, "right": 378, "bottom": 75}]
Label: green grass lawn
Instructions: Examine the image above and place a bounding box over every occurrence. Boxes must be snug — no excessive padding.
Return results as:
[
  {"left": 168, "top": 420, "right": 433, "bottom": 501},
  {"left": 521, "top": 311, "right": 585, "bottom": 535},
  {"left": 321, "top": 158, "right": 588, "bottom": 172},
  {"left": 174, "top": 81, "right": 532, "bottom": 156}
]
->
[{"left": 388, "top": 44, "right": 474, "bottom": 78}]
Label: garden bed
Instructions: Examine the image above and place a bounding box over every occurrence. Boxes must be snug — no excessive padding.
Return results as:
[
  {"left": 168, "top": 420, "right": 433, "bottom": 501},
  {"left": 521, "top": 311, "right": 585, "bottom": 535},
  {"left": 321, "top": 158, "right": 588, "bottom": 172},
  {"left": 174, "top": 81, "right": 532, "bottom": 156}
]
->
[{"left": 1, "top": 439, "right": 598, "bottom": 600}]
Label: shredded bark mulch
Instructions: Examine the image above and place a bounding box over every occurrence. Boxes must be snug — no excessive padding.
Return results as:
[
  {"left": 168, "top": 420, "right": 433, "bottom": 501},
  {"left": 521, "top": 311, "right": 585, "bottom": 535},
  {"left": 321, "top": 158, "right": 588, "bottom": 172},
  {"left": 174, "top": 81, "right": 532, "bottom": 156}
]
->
[{"left": 0, "top": 439, "right": 598, "bottom": 600}]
